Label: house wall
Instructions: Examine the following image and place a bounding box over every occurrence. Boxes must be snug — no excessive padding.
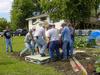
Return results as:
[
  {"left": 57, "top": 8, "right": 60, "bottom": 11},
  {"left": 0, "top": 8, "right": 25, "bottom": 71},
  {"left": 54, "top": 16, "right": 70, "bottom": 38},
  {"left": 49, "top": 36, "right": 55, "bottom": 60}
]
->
[
  {"left": 54, "top": 20, "right": 64, "bottom": 29},
  {"left": 28, "top": 19, "right": 40, "bottom": 30},
  {"left": 28, "top": 17, "right": 50, "bottom": 30},
  {"left": 28, "top": 20, "right": 32, "bottom": 30}
]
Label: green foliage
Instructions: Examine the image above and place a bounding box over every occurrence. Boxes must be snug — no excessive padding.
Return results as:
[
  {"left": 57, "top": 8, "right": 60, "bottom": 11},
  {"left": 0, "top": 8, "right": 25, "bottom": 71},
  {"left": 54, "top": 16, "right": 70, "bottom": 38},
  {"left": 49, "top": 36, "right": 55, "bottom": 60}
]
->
[
  {"left": 74, "top": 36, "right": 87, "bottom": 48},
  {"left": 11, "top": 0, "right": 35, "bottom": 29},
  {"left": 94, "top": 0, "right": 100, "bottom": 15},
  {"left": 74, "top": 36, "right": 98, "bottom": 48},
  {"left": 87, "top": 39, "right": 96, "bottom": 47},
  {"left": 39, "top": 0, "right": 69, "bottom": 20},
  {"left": 32, "top": 0, "right": 42, "bottom": 13},
  {"left": 39, "top": 0, "right": 99, "bottom": 23},
  {"left": 95, "top": 56, "right": 100, "bottom": 73},
  {"left": 0, "top": 18, "right": 10, "bottom": 31}
]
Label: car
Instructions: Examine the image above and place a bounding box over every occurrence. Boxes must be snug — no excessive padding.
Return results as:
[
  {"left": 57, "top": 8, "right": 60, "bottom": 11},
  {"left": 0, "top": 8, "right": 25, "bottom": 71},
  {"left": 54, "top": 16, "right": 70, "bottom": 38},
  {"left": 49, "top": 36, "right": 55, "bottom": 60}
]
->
[
  {"left": 21, "top": 29, "right": 28, "bottom": 36},
  {"left": 13, "top": 29, "right": 28, "bottom": 36}
]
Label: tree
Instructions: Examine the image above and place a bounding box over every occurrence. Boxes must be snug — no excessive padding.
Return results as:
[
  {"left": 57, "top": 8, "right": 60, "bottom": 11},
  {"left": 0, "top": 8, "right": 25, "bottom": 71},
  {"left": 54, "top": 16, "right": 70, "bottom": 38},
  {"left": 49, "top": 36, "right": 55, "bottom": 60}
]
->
[
  {"left": 95, "top": 0, "right": 100, "bottom": 15},
  {"left": 39, "top": 0, "right": 99, "bottom": 25},
  {"left": 32, "top": 0, "right": 43, "bottom": 14},
  {"left": 0, "top": 18, "right": 10, "bottom": 31},
  {"left": 11, "top": 0, "right": 35, "bottom": 30}
]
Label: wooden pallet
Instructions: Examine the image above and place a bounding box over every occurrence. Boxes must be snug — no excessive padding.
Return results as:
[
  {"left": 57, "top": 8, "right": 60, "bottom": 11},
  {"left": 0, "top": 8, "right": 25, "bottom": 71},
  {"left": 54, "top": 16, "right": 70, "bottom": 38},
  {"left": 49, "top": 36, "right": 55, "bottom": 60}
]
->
[
  {"left": 73, "top": 57, "right": 88, "bottom": 75},
  {"left": 70, "top": 58, "right": 80, "bottom": 72},
  {"left": 70, "top": 57, "right": 88, "bottom": 75},
  {"left": 25, "top": 55, "right": 50, "bottom": 64}
]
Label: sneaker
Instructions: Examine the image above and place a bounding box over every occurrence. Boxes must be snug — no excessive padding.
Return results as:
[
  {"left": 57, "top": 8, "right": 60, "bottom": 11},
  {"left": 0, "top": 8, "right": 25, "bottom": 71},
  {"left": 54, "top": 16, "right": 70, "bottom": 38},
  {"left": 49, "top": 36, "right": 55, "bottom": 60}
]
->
[
  {"left": 50, "top": 58, "right": 56, "bottom": 62},
  {"left": 69, "top": 55, "right": 73, "bottom": 58},
  {"left": 6, "top": 50, "right": 8, "bottom": 53},
  {"left": 56, "top": 57, "right": 61, "bottom": 61},
  {"left": 10, "top": 50, "right": 13, "bottom": 52},
  {"left": 62, "top": 58, "right": 69, "bottom": 62},
  {"left": 40, "top": 53, "right": 46, "bottom": 57}
]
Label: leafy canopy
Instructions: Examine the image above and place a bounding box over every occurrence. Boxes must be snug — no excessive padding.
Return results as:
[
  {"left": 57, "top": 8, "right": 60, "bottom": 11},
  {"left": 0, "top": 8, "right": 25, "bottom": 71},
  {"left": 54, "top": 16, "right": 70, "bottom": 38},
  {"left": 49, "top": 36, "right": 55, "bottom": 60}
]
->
[
  {"left": 0, "top": 18, "right": 10, "bottom": 31},
  {"left": 11, "top": 0, "right": 35, "bottom": 30},
  {"left": 39, "top": 0, "right": 100, "bottom": 22}
]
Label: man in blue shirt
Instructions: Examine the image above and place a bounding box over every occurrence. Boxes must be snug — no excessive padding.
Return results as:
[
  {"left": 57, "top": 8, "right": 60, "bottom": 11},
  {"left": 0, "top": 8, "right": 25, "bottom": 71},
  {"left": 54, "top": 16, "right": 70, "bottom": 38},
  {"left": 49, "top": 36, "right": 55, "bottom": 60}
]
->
[
  {"left": 4, "top": 26, "right": 13, "bottom": 52},
  {"left": 61, "top": 23, "right": 71, "bottom": 61},
  {"left": 69, "top": 24, "right": 74, "bottom": 56}
]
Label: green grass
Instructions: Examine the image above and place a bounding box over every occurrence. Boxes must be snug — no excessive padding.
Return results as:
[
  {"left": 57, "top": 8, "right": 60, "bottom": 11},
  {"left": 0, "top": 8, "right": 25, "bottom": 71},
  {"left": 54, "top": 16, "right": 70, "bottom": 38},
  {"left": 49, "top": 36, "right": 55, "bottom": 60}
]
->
[
  {"left": 0, "top": 36, "right": 24, "bottom": 52},
  {"left": 0, "top": 36, "right": 63, "bottom": 75}
]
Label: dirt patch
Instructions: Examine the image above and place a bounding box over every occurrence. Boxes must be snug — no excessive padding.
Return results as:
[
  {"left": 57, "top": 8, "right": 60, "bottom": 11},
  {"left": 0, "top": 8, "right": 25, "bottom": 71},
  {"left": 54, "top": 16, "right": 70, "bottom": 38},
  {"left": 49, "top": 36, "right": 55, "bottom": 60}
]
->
[
  {"left": 11, "top": 51, "right": 28, "bottom": 61},
  {"left": 45, "top": 52, "right": 96, "bottom": 75},
  {"left": 45, "top": 61, "right": 77, "bottom": 75},
  {"left": 75, "top": 53, "right": 96, "bottom": 75}
]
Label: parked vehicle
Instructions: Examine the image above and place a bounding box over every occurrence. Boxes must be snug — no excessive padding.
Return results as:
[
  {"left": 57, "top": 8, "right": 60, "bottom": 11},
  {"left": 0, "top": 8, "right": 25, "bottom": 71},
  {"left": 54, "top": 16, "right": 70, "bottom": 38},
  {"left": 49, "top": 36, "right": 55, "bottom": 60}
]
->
[
  {"left": 13, "top": 29, "right": 28, "bottom": 36},
  {"left": 21, "top": 29, "right": 28, "bottom": 36}
]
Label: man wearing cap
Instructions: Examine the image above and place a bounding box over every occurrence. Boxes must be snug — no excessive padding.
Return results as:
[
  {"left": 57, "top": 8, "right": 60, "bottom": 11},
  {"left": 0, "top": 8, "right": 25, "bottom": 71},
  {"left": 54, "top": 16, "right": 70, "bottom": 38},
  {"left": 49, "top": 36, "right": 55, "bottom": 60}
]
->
[
  {"left": 34, "top": 23, "right": 47, "bottom": 57},
  {"left": 20, "top": 29, "right": 34, "bottom": 56},
  {"left": 47, "top": 24, "right": 61, "bottom": 61}
]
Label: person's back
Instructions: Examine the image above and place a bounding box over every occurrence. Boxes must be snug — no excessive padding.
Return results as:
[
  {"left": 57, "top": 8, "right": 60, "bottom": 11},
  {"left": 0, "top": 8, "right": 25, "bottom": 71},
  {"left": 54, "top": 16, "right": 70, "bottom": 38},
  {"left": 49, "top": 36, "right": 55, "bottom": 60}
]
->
[
  {"left": 61, "top": 26, "right": 71, "bottom": 42},
  {"left": 20, "top": 30, "right": 34, "bottom": 56},
  {"left": 34, "top": 27, "right": 45, "bottom": 39},
  {"left": 34, "top": 25, "right": 47, "bottom": 57},
  {"left": 61, "top": 23, "right": 71, "bottom": 60},
  {"left": 48, "top": 28, "right": 59, "bottom": 41},
  {"left": 24, "top": 33, "right": 32, "bottom": 43},
  {"left": 47, "top": 24, "right": 61, "bottom": 61}
]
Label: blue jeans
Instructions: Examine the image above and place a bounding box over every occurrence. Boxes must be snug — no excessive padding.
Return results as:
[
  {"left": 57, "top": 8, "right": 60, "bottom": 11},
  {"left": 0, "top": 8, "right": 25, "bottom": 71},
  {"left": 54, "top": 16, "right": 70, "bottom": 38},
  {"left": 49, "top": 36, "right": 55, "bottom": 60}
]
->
[
  {"left": 20, "top": 42, "right": 34, "bottom": 56},
  {"left": 49, "top": 41, "right": 60, "bottom": 59},
  {"left": 35, "top": 37, "right": 47, "bottom": 54},
  {"left": 5, "top": 38, "right": 12, "bottom": 52},
  {"left": 62, "top": 41, "right": 70, "bottom": 59},
  {"left": 69, "top": 35, "right": 74, "bottom": 56}
]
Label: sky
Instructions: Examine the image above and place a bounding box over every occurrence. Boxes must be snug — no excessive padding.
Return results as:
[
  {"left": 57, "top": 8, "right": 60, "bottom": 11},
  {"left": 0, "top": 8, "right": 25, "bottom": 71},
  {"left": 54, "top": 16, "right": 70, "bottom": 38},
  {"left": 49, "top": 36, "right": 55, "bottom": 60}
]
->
[{"left": 0, "top": 0, "right": 13, "bottom": 21}]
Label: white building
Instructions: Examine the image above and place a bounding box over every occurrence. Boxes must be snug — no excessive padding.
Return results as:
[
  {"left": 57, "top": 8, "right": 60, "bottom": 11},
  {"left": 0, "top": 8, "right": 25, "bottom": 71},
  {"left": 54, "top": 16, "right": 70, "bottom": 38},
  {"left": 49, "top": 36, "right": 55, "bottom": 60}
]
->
[
  {"left": 26, "top": 14, "right": 64, "bottom": 30},
  {"left": 26, "top": 14, "right": 50, "bottom": 30}
]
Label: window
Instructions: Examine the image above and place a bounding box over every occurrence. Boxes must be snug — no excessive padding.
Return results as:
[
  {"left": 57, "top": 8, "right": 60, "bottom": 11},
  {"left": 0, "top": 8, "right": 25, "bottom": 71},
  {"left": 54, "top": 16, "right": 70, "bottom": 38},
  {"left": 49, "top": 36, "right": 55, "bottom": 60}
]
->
[{"left": 40, "top": 17, "right": 47, "bottom": 21}]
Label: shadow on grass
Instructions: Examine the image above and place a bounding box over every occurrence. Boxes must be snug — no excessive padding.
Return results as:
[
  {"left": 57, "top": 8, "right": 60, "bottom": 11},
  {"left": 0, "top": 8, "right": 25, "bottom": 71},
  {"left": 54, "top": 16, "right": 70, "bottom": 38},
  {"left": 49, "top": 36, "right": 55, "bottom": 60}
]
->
[{"left": 0, "top": 61, "right": 14, "bottom": 65}]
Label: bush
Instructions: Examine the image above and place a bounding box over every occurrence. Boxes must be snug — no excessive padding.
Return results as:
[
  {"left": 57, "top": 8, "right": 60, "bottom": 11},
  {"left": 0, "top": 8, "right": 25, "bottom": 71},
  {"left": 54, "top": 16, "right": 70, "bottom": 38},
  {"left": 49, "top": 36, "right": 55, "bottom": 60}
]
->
[{"left": 74, "top": 36, "right": 87, "bottom": 48}]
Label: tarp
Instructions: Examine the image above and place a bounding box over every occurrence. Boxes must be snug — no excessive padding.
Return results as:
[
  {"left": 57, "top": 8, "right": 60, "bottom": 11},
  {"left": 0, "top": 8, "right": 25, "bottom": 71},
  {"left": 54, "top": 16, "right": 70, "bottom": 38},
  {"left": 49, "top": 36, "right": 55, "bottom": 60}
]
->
[
  {"left": 88, "top": 30, "right": 100, "bottom": 40},
  {"left": 88, "top": 30, "right": 100, "bottom": 47}
]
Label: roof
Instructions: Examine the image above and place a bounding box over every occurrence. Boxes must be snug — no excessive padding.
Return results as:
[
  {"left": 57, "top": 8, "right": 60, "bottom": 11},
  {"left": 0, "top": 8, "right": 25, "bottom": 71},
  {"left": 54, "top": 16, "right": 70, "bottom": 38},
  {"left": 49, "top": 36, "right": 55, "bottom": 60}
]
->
[{"left": 26, "top": 14, "right": 48, "bottom": 20}]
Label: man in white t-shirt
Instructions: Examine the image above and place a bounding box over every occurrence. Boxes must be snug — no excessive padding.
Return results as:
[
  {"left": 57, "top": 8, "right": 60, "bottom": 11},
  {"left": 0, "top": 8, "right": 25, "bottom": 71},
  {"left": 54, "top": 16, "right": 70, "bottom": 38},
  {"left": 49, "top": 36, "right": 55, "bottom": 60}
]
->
[
  {"left": 34, "top": 23, "right": 47, "bottom": 57},
  {"left": 47, "top": 24, "right": 61, "bottom": 61}
]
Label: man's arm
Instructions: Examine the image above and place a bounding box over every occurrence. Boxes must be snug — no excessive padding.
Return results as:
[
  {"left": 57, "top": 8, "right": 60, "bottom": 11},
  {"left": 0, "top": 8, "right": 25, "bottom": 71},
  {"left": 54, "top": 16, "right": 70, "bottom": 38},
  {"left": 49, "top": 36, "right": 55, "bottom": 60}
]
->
[
  {"left": 3, "top": 31, "right": 7, "bottom": 38},
  {"left": 24, "top": 34, "right": 29, "bottom": 43},
  {"left": 42, "top": 30, "right": 46, "bottom": 40},
  {"left": 46, "top": 31, "right": 50, "bottom": 44},
  {"left": 61, "top": 29, "right": 64, "bottom": 38}
]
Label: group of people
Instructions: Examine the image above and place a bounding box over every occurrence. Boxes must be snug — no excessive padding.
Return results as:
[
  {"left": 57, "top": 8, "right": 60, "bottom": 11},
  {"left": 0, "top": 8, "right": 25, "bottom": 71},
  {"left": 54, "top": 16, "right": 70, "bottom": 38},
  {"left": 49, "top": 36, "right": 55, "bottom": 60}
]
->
[
  {"left": 20, "top": 21, "right": 74, "bottom": 61},
  {"left": 3, "top": 21, "right": 74, "bottom": 62},
  {"left": 20, "top": 23, "right": 47, "bottom": 57}
]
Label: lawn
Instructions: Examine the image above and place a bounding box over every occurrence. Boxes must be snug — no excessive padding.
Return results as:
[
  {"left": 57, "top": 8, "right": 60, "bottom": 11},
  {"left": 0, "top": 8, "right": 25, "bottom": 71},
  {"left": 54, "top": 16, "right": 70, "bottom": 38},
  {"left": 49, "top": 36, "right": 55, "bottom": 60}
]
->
[{"left": 0, "top": 36, "right": 63, "bottom": 75}]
